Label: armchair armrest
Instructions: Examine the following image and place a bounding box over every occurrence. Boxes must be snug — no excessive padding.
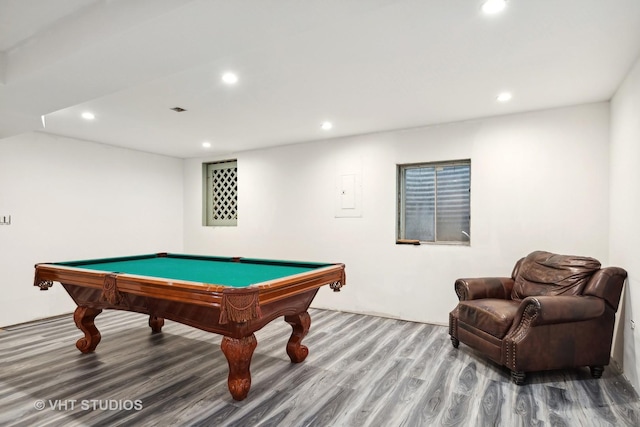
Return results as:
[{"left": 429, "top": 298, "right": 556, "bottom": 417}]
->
[
  {"left": 454, "top": 277, "right": 514, "bottom": 301},
  {"left": 583, "top": 267, "right": 627, "bottom": 311},
  {"left": 515, "top": 295, "right": 605, "bottom": 327}
]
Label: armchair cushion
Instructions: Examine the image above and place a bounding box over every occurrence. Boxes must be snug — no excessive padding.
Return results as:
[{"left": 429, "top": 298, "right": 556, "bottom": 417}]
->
[
  {"left": 511, "top": 251, "right": 601, "bottom": 300},
  {"left": 458, "top": 299, "right": 520, "bottom": 339}
]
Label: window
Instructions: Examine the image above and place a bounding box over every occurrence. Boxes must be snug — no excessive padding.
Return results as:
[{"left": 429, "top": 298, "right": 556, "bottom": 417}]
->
[
  {"left": 397, "top": 160, "right": 470, "bottom": 244},
  {"left": 203, "top": 160, "right": 238, "bottom": 226}
]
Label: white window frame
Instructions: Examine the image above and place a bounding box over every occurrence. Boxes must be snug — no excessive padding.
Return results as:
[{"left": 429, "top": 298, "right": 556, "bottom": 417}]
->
[{"left": 397, "top": 159, "right": 471, "bottom": 245}]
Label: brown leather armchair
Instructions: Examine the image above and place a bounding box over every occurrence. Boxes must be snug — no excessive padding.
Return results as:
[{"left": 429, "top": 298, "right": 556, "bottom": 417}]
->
[{"left": 449, "top": 251, "right": 627, "bottom": 384}]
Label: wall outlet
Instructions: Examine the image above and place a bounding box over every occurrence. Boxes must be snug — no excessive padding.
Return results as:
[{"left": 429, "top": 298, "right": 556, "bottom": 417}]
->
[{"left": 631, "top": 320, "right": 635, "bottom": 330}]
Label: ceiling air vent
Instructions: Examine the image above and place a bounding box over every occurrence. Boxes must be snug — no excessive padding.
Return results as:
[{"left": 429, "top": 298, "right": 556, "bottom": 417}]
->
[{"left": 170, "top": 107, "right": 187, "bottom": 112}]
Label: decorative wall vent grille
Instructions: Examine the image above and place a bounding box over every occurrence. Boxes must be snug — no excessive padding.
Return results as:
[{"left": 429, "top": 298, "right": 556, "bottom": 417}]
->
[{"left": 204, "top": 160, "right": 238, "bottom": 226}]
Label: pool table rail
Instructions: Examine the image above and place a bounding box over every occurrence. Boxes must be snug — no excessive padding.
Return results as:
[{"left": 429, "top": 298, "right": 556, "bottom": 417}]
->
[{"left": 34, "top": 262, "right": 345, "bottom": 309}]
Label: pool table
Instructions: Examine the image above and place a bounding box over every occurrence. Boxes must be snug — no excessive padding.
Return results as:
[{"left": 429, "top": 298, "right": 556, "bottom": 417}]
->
[{"left": 34, "top": 253, "right": 345, "bottom": 400}]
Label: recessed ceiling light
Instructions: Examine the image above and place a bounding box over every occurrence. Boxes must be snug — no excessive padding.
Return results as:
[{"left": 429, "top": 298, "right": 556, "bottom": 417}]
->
[
  {"left": 222, "top": 72, "right": 238, "bottom": 85},
  {"left": 482, "top": 0, "right": 507, "bottom": 15},
  {"left": 81, "top": 112, "right": 95, "bottom": 120},
  {"left": 202, "top": 141, "right": 212, "bottom": 148},
  {"left": 496, "top": 92, "right": 512, "bottom": 102},
  {"left": 321, "top": 121, "right": 333, "bottom": 130}
]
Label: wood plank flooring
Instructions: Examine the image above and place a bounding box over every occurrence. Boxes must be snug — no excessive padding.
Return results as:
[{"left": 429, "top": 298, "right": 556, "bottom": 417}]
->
[{"left": 0, "top": 309, "right": 638, "bottom": 426}]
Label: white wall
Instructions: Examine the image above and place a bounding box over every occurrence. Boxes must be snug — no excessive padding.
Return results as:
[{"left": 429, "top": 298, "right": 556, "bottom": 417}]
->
[
  {"left": 0, "top": 132, "right": 184, "bottom": 326},
  {"left": 610, "top": 55, "right": 640, "bottom": 392},
  {"left": 184, "top": 103, "right": 611, "bottom": 325}
]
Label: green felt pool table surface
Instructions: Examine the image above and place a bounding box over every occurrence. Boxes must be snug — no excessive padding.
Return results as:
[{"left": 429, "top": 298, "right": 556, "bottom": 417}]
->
[{"left": 55, "top": 253, "right": 333, "bottom": 288}]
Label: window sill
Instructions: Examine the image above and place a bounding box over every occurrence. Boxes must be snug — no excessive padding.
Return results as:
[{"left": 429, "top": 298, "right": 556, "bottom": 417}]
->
[
  {"left": 396, "top": 239, "right": 470, "bottom": 246},
  {"left": 396, "top": 239, "right": 421, "bottom": 245}
]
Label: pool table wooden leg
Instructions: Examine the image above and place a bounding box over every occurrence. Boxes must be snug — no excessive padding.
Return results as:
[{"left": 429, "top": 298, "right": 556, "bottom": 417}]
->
[
  {"left": 148, "top": 315, "right": 164, "bottom": 333},
  {"left": 285, "top": 311, "right": 311, "bottom": 363},
  {"left": 73, "top": 306, "right": 102, "bottom": 353},
  {"left": 221, "top": 334, "right": 257, "bottom": 401}
]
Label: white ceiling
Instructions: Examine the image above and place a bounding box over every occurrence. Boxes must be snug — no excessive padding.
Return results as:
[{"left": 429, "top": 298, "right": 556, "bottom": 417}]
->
[{"left": 1, "top": 0, "right": 640, "bottom": 158}]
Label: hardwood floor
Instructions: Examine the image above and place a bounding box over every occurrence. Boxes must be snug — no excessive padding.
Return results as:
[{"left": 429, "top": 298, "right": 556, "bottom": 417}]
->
[{"left": 1, "top": 309, "right": 638, "bottom": 426}]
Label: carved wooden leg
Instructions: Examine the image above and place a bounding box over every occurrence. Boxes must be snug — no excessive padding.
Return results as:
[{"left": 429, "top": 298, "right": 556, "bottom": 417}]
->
[
  {"left": 511, "top": 370, "right": 526, "bottom": 385},
  {"left": 148, "top": 315, "right": 164, "bottom": 333},
  {"left": 221, "top": 334, "right": 257, "bottom": 401},
  {"left": 284, "top": 311, "right": 311, "bottom": 363},
  {"left": 590, "top": 366, "right": 604, "bottom": 378},
  {"left": 73, "top": 306, "right": 102, "bottom": 353},
  {"left": 451, "top": 337, "right": 460, "bottom": 348}
]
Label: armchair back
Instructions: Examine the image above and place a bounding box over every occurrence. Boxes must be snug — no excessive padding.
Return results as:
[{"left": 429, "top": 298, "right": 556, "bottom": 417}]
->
[{"left": 511, "top": 251, "right": 601, "bottom": 300}]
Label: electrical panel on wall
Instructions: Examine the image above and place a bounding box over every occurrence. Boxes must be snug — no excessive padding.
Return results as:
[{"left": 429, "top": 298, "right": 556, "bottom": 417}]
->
[{"left": 335, "top": 173, "right": 362, "bottom": 218}]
